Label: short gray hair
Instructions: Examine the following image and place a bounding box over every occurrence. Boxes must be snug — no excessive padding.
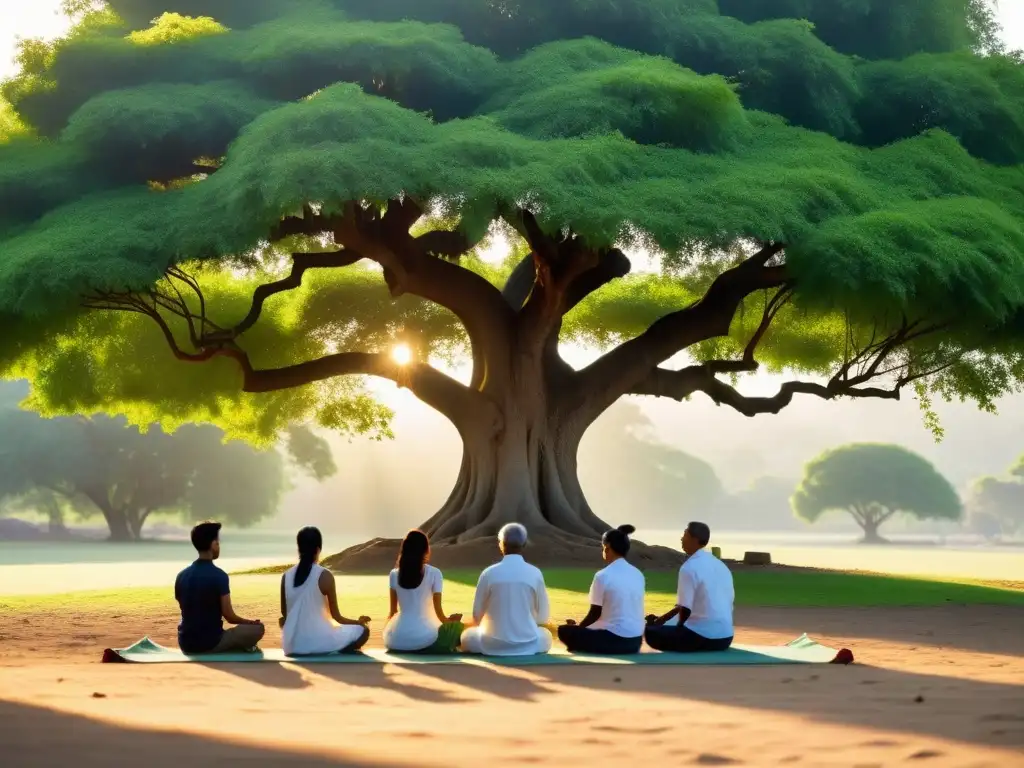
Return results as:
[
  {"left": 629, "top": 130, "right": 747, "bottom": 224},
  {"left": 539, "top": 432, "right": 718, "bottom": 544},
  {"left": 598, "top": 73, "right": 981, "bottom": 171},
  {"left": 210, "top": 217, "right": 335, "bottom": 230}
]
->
[{"left": 498, "top": 523, "right": 528, "bottom": 549}]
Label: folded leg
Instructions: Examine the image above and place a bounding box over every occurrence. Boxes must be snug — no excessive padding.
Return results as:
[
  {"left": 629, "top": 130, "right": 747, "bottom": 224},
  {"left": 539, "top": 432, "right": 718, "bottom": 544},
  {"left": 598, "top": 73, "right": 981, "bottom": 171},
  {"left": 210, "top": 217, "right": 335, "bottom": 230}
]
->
[
  {"left": 211, "top": 623, "right": 266, "bottom": 653},
  {"left": 460, "top": 626, "right": 484, "bottom": 654},
  {"left": 557, "top": 625, "right": 642, "bottom": 654},
  {"left": 419, "top": 621, "right": 465, "bottom": 654},
  {"left": 644, "top": 625, "right": 732, "bottom": 653},
  {"left": 338, "top": 624, "right": 370, "bottom": 653},
  {"left": 536, "top": 626, "right": 553, "bottom": 654}
]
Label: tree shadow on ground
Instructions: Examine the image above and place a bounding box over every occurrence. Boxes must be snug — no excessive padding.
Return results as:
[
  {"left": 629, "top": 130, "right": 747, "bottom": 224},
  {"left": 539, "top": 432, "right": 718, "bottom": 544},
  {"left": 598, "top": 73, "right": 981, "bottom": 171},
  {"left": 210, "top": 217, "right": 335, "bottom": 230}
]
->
[
  {"left": 391, "top": 662, "right": 554, "bottom": 702},
  {"left": 201, "top": 661, "right": 311, "bottom": 690},
  {"left": 297, "top": 663, "right": 478, "bottom": 704},
  {"left": 524, "top": 661, "right": 1024, "bottom": 749},
  {"left": 198, "top": 659, "right": 475, "bottom": 703},
  {"left": 198, "top": 658, "right": 557, "bottom": 703},
  {"left": 0, "top": 698, "right": 401, "bottom": 767}
]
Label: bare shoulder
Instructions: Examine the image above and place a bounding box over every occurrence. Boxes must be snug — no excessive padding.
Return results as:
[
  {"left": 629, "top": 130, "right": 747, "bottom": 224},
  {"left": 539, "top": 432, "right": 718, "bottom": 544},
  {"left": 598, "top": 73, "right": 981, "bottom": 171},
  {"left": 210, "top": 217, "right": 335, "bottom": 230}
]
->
[{"left": 318, "top": 567, "right": 335, "bottom": 591}]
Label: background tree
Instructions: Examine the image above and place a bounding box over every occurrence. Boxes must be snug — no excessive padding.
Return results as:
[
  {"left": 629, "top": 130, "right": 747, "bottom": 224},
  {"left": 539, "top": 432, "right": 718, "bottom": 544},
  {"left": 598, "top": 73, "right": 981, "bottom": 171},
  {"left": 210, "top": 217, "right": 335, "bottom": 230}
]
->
[
  {"left": 579, "top": 402, "right": 725, "bottom": 524},
  {"left": 965, "top": 457, "right": 1024, "bottom": 540},
  {"left": 0, "top": 382, "right": 334, "bottom": 540},
  {"left": 0, "top": 1, "right": 1022, "bottom": 563},
  {"left": 791, "top": 443, "right": 963, "bottom": 543}
]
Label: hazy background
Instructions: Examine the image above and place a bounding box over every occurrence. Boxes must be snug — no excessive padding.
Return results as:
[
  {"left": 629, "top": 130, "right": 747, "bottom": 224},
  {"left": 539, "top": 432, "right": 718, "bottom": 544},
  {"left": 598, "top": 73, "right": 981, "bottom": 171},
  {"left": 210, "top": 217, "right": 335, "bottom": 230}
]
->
[{"left": 1, "top": 3, "right": 1023, "bottom": 591}]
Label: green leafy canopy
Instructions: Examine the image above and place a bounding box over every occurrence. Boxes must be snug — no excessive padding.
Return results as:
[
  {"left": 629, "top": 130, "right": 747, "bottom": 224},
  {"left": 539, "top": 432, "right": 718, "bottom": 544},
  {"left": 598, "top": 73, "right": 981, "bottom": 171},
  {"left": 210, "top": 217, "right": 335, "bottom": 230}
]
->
[
  {"left": 0, "top": 0, "right": 1021, "bottom": 441},
  {"left": 792, "top": 443, "right": 963, "bottom": 528}
]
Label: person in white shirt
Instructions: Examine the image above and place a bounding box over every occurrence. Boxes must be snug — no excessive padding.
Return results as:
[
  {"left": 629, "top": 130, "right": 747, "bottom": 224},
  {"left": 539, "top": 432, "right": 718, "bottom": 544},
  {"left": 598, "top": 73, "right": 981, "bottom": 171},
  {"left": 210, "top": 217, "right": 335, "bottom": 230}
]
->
[
  {"left": 383, "top": 529, "right": 464, "bottom": 653},
  {"left": 644, "top": 521, "right": 734, "bottom": 652},
  {"left": 557, "top": 524, "right": 645, "bottom": 654},
  {"left": 279, "top": 527, "right": 371, "bottom": 656},
  {"left": 460, "top": 523, "right": 553, "bottom": 656}
]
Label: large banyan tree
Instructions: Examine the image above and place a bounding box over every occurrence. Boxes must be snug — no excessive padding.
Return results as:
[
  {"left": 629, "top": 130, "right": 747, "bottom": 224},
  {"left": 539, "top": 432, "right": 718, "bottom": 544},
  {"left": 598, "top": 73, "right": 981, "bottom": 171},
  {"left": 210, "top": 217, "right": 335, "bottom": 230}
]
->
[{"left": 1, "top": 1, "right": 1023, "bottom": 563}]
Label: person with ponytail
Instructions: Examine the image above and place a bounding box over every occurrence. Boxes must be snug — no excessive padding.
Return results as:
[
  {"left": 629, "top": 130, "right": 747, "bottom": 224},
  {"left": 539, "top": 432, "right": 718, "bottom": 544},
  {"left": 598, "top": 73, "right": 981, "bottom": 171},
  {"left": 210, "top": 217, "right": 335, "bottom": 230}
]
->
[
  {"left": 279, "top": 526, "right": 371, "bottom": 656},
  {"left": 383, "top": 529, "right": 464, "bottom": 653},
  {"left": 556, "top": 524, "right": 645, "bottom": 655}
]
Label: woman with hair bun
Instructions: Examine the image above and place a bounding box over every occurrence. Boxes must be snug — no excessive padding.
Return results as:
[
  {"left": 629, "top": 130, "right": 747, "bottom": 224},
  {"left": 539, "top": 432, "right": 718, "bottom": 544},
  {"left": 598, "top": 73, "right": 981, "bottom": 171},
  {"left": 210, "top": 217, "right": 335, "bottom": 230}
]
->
[{"left": 556, "top": 524, "right": 645, "bottom": 655}]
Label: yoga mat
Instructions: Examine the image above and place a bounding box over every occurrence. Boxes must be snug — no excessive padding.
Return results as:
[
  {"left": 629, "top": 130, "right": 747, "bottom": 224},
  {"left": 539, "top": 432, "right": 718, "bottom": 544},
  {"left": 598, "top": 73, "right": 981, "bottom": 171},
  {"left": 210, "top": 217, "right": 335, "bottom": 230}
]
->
[{"left": 103, "top": 634, "right": 853, "bottom": 665}]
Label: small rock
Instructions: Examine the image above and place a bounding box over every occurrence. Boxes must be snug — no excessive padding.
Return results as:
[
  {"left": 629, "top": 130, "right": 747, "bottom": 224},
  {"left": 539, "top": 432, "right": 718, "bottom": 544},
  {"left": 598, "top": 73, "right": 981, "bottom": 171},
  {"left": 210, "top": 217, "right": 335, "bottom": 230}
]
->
[
  {"left": 694, "top": 754, "right": 739, "bottom": 765},
  {"left": 91, "top": 692, "right": 107, "bottom": 699},
  {"left": 612, "top": 676, "right": 622, "bottom": 683},
  {"left": 914, "top": 695, "right": 925, "bottom": 703}
]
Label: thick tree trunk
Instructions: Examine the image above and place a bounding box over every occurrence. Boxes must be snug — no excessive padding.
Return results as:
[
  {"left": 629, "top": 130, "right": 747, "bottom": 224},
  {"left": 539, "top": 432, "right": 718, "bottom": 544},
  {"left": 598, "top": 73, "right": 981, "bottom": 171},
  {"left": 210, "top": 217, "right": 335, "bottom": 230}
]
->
[
  {"left": 84, "top": 491, "right": 135, "bottom": 542},
  {"left": 859, "top": 520, "right": 887, "bottom": 544},
  {"left": 104, "top": 510, "right": 134, "bottom": 542},
  {"left": 126, "top": 508, "right": 150, "bottom": 541},
  {"left": 852, "top": 505, "right": 894, "bottom": 544},
  {"left": 418, "top": 349, "right": 609, "bottom": 544}
]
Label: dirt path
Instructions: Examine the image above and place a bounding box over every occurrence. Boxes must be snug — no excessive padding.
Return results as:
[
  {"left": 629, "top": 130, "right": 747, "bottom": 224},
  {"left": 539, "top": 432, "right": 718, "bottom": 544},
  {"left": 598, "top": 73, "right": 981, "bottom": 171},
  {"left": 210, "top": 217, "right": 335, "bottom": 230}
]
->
[{"left": 1, "top": 605, "right": 1021, "bottom": 766}]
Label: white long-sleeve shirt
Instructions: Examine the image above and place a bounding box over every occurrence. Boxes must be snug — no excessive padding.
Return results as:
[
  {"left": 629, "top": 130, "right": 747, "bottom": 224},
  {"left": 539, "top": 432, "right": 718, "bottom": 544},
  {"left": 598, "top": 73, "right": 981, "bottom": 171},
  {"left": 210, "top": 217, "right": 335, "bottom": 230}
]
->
[{"left": 470, "top": 554, "right": 551, "bottom": 655}]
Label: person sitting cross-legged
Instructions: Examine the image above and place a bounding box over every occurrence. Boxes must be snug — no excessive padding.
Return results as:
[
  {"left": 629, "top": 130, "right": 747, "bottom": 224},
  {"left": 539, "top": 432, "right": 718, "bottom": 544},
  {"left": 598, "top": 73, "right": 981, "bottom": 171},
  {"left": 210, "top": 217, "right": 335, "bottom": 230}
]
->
[
  {"left": 460, "top": 523, "right": 553, "bottom": 656},
  {"left": 557, "top": 524, "right": 645, "bottom": 655},
  {"left": 175, "top": 521, "right": 265, "bottom": 655},
  {"left": 383, "top": 529, "right": 464, "bottom": 653},
  {"left": 644, "top": 521, "right": 734, "bottom": 653},
  {"left": 279, "top": 526, "right": 371, "bottom": 656}
]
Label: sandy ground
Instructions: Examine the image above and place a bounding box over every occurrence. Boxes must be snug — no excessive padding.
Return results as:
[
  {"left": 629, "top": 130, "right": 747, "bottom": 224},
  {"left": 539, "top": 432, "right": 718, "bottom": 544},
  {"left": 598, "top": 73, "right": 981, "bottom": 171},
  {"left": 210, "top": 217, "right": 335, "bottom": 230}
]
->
[{"left": 0, "top": 605, "right": 1022, "bottom": 767}]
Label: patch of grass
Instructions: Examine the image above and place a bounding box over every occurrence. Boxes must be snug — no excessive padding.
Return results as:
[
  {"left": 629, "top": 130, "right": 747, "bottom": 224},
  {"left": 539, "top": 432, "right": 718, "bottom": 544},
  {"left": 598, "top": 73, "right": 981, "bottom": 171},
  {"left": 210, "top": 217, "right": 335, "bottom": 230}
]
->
[
  {"left": 446, "top": 568, "right": 1024, "bottom": 607},
  {"left": 2, "top": 569, "right": 1021, "bottom": 619}
]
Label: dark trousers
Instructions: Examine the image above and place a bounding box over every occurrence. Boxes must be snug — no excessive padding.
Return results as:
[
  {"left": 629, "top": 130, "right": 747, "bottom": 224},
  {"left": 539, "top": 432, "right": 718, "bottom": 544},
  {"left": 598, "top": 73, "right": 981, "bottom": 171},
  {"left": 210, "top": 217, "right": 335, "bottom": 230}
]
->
[
  {"left": 557, "top": 625, "right": 643, "bottom": 654},
  {"left": 644, "top": 624, "right": 733, "bottom": 653}
]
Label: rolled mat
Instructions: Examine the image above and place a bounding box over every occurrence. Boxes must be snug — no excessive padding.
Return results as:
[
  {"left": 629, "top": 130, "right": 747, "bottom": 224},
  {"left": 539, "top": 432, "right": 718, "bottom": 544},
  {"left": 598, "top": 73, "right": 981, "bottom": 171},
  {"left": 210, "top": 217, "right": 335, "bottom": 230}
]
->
[{"left": 103, "top": 634, "right": 853, "bottom": 665}]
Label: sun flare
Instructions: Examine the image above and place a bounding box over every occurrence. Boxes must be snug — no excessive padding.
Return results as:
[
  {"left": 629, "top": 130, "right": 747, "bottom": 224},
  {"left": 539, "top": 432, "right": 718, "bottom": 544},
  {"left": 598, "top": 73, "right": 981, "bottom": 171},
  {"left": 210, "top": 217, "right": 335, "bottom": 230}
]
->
[{"left": 390, "top": 343, "right": 413, "bottom": 366}]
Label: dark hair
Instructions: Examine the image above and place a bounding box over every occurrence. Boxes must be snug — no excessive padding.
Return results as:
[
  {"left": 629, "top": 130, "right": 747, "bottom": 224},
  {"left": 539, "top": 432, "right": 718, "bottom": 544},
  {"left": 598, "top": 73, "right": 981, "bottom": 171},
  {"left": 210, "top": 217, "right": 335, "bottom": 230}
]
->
[
  {"left": 190, "top": 521, "right": 221, "bottom": 553},
  {"left": 396, "top": 529, "right": 430, "bottom": 590},
  {"left": 294, "top": 526, "right": 323, "bottom": 588},
  {"left": 602, "top": 524, "right": 635, "bottom": 557},
  {"left": 687, "top": 521, "right": 711, "bottom": 547}
]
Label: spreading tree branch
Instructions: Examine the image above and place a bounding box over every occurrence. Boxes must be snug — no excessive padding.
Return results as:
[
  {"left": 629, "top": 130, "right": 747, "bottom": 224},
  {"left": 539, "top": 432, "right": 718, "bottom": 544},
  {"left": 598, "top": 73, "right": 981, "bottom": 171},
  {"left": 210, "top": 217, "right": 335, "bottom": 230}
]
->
[
  {"left": 241, "top": 351, "right": 501, "bottom": 435},
  {"left": 630, "top": 316, "right": 959, "bottom": 418},
  {"left": 230, "top": 250, "right": 364, "bottom": 337},
  {"left": 330, "top": 198, "right": 517, "bottom": 385},
  {"left": 83, "top": 282, "right": 499, "bottom": 434},
  {"left": 575, "top": 242, "right": 788, "bottom": 417}
]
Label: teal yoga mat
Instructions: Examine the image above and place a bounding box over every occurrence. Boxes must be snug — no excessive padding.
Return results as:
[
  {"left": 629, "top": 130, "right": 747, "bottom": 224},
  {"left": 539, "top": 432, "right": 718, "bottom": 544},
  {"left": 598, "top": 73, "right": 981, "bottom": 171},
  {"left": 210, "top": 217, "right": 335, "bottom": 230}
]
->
[{"left": 103, "top": 634, "right": 853, "bottom": 665}]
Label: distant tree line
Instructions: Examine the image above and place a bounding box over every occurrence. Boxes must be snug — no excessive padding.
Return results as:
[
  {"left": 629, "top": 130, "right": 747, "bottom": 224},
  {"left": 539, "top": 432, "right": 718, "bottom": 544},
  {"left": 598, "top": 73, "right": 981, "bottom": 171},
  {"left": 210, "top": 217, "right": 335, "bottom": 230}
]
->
[
  {"left": 964, "top": 457, "right": 1024, "bottom": 540},
  {"left": 0, "top": 382, "right": 335, "bottom": 541}
]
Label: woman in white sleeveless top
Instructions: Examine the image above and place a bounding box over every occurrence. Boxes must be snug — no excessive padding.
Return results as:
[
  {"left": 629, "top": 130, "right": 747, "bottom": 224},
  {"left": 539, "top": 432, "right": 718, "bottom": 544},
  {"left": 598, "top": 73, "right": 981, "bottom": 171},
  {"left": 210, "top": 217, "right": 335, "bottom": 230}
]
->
[
  {"left": 279, "top": 527, "right": 370, "bottom": 656},
  {"left": 383, "top": 530, "right": 463, "bottom": 653}
]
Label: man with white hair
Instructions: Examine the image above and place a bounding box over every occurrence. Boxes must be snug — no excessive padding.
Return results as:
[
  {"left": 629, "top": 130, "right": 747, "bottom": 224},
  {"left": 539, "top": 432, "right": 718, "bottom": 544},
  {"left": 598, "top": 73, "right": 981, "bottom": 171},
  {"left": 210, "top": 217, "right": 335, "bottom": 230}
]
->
[{"left": 460, "top": 523, "right": 553, "bottom": 656}]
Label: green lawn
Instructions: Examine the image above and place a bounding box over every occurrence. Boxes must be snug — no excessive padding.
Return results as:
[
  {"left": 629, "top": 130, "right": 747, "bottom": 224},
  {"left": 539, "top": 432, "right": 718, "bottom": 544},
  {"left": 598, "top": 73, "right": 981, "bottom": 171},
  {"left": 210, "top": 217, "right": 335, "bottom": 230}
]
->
[{"left": 2, "top": 569, "right": 1022, "bottom": 618}]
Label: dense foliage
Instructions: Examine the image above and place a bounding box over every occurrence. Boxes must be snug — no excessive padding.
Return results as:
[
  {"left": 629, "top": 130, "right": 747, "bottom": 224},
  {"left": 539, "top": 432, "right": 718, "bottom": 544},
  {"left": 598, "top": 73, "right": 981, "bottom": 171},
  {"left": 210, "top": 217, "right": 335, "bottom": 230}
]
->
[
  {"left": 791, "top": 443, "right": 963, "bottom": 541},
  {"left": 0, "top": 1, "right": 1021, "bottom": 542},
  {"left": 0, "top": 381, "right": 334, "bottom": 540}
]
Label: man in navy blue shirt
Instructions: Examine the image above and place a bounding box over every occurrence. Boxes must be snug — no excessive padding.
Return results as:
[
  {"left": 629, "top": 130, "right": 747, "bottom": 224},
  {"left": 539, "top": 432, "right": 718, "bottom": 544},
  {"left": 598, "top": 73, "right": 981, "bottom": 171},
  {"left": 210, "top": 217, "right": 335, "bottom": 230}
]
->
[{"left": 175, "top": 521, "right": 265, "bottom": 654}]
